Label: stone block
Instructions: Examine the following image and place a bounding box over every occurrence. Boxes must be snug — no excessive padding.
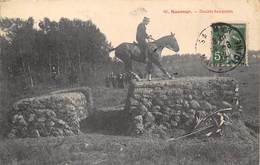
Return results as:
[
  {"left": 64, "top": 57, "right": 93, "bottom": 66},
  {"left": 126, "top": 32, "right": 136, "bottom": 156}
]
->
[
  {"left": 7, "top": 87, "right": 93, "bottom": 138},
  {"left": 125, "top": 77, "right": 239, "bottom": 137}
]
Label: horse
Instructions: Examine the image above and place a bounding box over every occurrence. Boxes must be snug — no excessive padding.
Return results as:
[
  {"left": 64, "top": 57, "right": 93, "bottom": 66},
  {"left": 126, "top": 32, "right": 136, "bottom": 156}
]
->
[{"left": 109, "top": 32, "right": 179, "bottom": 81}]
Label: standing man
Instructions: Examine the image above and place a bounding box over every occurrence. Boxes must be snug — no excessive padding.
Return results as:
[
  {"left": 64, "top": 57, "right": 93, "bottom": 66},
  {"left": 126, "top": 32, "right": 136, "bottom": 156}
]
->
[{"left": 136, "top": 17, "right": 152, "bottom": 63}]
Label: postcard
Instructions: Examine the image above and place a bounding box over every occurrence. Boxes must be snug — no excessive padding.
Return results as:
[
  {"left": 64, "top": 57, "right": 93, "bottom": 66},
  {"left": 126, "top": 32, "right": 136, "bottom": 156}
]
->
[{"left": 0, "top": 0, "right": 259, "bottom": 164}]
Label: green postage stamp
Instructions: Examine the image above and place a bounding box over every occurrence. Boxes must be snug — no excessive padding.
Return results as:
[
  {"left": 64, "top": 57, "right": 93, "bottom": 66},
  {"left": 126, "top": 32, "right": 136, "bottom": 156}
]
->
[
  {"left": 211, "top": 23, "right": 247, "bottom": 66},
  {"left": 196, "top": 22, "right": 247, "bottom": 72}
]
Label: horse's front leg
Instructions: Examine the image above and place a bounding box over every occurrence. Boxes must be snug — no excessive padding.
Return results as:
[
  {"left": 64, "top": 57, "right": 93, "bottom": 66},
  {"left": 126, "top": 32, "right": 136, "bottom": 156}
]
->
[
  {"left": 152, "top": 57, "right": 173, "bottom": 79},
  {"left": 165, "top": 72, "right": 172, "bottom": 79}
]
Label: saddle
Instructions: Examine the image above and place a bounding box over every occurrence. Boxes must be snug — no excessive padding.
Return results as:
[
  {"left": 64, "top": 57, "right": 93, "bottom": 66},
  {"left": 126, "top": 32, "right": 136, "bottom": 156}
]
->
[
  {"left": 133, "top": 41, "right": 155, "bottom": 48},
  {"left": 133, "top": 41, "right": 159, "bottom": 56},
  {"left": 132, "top": 41, "right": 143, "bottom": 52}
]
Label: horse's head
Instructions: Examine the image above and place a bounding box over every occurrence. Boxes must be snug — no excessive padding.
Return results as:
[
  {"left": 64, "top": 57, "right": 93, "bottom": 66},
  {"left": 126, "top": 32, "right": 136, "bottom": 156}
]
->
[{"left": 160, "top": 32, "right": 179, "bottom": 52}]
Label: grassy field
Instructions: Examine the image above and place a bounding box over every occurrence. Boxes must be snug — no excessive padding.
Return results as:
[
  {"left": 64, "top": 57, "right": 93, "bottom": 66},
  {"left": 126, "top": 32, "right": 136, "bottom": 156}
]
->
[
  {"left": 0, "top": 127, "right": 258, "bottom": 165},
  {"left": 0, "top": 52, "right": 259, "bottom": 164}
]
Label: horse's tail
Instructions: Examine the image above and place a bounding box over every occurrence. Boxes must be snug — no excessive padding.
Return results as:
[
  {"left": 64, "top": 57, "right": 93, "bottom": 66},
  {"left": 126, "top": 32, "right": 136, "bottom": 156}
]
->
[
  {"left": 109, "top": 47, "right": 116, "bottom": 52},
  {"left": 109, "top": 45, "right": 120, "bottom": 52},
  {"left": 109, "top": 44, "right": 122, "bottom": 52}
]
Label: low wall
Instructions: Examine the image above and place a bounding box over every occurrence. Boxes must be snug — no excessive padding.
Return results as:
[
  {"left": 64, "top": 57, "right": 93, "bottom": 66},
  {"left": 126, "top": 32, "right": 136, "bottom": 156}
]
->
[
  {"left": 125, "top": 77, "right": 239, "bottom": 137},
  {"left": 7, "top": 87, "right": 93, "bottom": 138}
]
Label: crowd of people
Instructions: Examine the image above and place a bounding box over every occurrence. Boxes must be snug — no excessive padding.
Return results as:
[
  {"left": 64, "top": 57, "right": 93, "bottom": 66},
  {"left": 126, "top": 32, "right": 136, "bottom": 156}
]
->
[{"left": 105, "top": 72, "right": 144, "bottom": 88}]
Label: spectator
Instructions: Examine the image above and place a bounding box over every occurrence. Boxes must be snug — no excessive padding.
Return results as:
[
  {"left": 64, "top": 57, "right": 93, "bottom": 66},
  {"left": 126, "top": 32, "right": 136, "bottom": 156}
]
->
[
  {"left": 111, "top": 72, "right": 117, "bottom": 88},
  {"left": 118, "top": 73, "right": 124, "bottom": 88},
  {"left": 105, "top": 73, "right": 110, "bottom": 87}
]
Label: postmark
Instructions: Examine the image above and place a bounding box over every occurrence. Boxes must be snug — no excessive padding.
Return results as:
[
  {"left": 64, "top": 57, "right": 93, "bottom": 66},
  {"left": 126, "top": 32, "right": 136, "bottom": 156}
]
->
[{"left": 195, "top": 22, "right": 247, "bottom": 73}]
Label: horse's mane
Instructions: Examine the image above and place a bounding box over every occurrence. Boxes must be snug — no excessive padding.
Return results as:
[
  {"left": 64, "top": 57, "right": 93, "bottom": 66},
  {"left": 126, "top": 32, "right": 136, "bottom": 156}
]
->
[{"left": 154, "top": 35, "right": 172, "bottom": 43}]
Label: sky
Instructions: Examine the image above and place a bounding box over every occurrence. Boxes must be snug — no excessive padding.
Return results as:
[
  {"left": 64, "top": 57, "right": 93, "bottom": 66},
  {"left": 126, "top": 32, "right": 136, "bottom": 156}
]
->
[{"left": 1, "top": 0, "right": 260, "bottom": 56}]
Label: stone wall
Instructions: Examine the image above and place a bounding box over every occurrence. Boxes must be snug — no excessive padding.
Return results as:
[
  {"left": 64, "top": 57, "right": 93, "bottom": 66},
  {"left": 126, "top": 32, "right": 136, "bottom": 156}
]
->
[
  {"left": 7, "top": 87, "right": 93, "bottom": 138},
  {"left": 125, "top": 77, "right": 239, "bottom": 137}
]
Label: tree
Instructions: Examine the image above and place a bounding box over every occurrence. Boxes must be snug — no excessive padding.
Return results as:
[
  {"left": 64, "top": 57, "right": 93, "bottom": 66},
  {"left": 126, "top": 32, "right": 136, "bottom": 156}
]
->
[{"left": 0, "top": 17, "right": 112, "bottom": 87}]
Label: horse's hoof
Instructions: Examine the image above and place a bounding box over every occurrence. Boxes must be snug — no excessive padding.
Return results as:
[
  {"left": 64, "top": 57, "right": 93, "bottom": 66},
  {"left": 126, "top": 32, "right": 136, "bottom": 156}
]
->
[{"left": 170, "top": 76, "right": 175, "bottom": 79}]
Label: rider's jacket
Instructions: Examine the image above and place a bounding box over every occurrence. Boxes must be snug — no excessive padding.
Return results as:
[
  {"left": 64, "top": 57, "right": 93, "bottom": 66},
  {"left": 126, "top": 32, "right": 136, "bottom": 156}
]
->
[{"left": 136, "top": 22, "right": 149, "bottom": 43}]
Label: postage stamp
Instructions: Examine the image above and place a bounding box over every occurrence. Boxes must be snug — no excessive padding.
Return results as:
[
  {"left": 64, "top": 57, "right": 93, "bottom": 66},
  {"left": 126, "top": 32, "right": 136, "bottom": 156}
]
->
[
  {"left": 195, "top": 22, "right": 247, "bottom": 73},
  {"left": 211, "top": 23, "right": 246, "bottom": 66}
]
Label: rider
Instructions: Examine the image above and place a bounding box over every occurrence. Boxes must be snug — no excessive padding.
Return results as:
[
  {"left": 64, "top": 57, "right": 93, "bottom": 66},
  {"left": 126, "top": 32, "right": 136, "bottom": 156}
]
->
[{"left": 136, "top": 17, "right": 152, "bottom": 63}]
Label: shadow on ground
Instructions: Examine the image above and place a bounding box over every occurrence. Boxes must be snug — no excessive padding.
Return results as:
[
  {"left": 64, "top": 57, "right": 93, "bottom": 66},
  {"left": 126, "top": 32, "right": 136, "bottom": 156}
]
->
[{"left": 80, "top": 105, "right": 130, "bottom": 136}]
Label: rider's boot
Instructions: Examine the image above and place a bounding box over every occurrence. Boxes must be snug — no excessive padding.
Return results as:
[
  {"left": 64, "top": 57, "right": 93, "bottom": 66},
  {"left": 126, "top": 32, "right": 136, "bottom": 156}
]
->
[{"left": 144, "top": 47, "right": 149, "bottom": 63}]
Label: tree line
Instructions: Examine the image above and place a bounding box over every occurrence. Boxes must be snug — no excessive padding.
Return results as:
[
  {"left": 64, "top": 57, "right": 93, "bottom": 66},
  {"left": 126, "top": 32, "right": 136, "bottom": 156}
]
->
[{"left": 0, "top": 17, "right": 112, "bottom": 88}]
